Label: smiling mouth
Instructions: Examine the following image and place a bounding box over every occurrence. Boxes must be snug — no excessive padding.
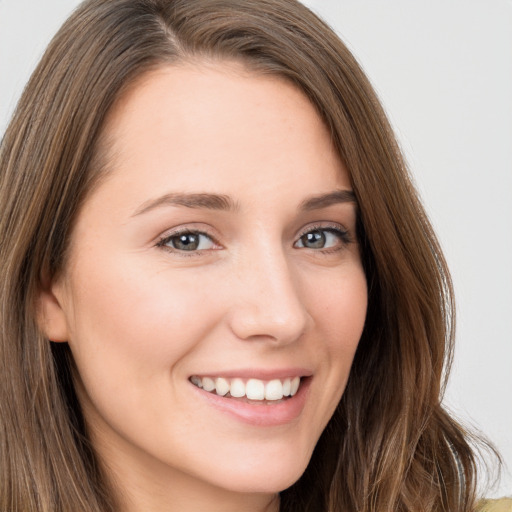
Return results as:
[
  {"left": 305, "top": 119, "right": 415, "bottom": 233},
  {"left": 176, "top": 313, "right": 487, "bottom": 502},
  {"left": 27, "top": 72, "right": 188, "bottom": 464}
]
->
[{"left": 190, "top": 376, "right": 301, "bottom": 403}]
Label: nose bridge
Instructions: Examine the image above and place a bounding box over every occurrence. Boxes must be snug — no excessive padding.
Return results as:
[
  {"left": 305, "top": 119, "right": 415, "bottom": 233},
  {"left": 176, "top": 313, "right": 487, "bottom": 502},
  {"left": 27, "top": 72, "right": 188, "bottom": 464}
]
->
[{"left": 228, "top": 240, "right": 309, "bottom": 343}]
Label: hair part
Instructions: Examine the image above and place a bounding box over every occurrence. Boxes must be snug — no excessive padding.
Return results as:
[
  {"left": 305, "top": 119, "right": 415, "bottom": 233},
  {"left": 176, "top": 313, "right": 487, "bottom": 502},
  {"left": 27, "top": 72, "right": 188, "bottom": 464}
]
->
[{"left": 0, "top": 1, "right": 498, "bottom": 511}]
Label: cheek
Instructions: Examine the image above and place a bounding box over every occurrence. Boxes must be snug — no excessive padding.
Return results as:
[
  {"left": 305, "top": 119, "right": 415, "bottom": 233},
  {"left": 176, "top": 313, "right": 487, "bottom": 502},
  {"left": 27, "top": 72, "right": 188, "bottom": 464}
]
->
[
  {"left": 309, "top": 263, "right": 367, "bottom": 347},
  {"left": 65, "top": 255, "right": 222, "bottom": 393},
  {"left": 306, "top": 264, "right": 367, "bottom": 408}
]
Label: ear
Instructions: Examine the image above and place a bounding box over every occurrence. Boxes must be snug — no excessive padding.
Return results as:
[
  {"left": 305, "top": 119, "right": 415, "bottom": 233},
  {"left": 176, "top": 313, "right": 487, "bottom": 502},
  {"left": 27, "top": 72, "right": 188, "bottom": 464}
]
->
[{"left": 36, "top": 274, "right": 70, "bottom": 343}]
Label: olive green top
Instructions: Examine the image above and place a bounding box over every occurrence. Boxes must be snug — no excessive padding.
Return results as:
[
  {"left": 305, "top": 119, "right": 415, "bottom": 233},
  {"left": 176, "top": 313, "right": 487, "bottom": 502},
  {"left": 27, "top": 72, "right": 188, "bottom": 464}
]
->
[{"left": 477, "top": 498, "right": 512, "bottom": 511}]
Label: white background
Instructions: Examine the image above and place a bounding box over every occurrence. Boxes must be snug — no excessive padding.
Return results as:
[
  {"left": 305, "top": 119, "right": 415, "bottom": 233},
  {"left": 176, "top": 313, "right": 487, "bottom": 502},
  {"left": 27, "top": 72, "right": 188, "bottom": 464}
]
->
[{"left": 1, "top": 0, "right": 510, "bottom": 498}]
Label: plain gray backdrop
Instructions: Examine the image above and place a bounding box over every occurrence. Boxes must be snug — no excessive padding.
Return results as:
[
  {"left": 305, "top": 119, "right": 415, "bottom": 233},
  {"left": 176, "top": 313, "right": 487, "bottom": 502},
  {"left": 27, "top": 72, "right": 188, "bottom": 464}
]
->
[{"left": 1, "top": 0, "right": 511, "bottom": 497}]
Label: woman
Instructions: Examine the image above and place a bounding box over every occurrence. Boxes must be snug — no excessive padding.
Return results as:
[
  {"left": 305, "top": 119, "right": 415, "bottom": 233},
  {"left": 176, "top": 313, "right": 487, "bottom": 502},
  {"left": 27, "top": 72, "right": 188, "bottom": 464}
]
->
[{"left": 0, "top": 0, "right": 507, "bottom": 511}]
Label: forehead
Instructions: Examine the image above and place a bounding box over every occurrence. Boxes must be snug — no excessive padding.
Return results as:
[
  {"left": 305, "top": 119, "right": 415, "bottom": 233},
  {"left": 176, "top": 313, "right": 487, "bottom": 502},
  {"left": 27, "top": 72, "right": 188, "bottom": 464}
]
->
[{"left": 86, "top": 62, "right": 349, "bottom": 214}]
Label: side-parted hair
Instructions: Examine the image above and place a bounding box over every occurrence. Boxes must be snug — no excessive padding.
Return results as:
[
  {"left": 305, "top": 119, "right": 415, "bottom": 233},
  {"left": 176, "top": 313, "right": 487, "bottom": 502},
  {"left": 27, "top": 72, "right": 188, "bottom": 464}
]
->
[{"left": 0, "top": 1, "right": 492, "bottom": 511}]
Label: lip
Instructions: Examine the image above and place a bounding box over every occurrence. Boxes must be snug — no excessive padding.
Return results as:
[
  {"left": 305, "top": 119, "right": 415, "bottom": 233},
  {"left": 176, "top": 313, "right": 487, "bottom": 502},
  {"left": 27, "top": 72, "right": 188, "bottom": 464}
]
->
[
  {"left": 190, "top": 368, "right": 313, "bottom": 380},
  {"left": 190, "top": 373, "right": 312, "bottom": 427}
]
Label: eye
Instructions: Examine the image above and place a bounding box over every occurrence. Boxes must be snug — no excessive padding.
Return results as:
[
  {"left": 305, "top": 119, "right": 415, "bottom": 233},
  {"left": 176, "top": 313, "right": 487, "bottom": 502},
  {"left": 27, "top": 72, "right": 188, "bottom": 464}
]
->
[
  {"left": 294, "top": 227, "right": 349, "bottom": 250},
  {"left": 158, "top": 231, "right": 217, "bottom": 252}
]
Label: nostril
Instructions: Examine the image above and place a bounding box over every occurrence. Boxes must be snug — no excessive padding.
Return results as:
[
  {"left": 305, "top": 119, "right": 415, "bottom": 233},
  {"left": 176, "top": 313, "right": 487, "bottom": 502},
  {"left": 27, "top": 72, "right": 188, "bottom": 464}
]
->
[
  {"left": 228, "top": 303, "right": 308, "bottom": 344},
  {"left": 227, "top": 255, "right": 310, "bottom": 343}
]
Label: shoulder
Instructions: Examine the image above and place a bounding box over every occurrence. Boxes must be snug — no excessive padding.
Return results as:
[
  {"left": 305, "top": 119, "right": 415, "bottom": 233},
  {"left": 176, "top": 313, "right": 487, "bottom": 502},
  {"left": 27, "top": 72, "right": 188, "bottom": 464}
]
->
[{"left": 477, "top": 498, "right": 512, "bottom": 512}]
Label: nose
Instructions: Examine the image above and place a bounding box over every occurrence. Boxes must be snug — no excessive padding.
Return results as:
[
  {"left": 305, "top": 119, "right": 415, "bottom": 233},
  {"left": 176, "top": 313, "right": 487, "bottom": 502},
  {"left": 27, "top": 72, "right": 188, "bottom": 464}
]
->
[{"left": 227, "top": 246, "right": 310, "bottom": 345}]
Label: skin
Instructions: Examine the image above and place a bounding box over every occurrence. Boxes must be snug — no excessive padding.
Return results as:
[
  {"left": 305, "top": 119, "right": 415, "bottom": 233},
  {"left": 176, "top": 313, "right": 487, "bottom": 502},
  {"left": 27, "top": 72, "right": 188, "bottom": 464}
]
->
[{"left": 39, "top": 62, "right": 368, "bottom": 512}]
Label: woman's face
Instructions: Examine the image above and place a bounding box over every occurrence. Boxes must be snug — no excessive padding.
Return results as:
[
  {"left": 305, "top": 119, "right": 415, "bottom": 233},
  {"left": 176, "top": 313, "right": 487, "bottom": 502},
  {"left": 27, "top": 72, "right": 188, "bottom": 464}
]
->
[{"left": 43, "top": 63, "right": 367, "bottom": 505}]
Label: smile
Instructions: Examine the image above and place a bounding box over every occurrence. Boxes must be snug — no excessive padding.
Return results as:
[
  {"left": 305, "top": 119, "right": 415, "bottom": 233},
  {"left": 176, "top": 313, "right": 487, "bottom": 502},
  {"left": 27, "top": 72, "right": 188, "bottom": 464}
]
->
[{"left": 190, "top": 376, "right": 301, "bottom": 402}]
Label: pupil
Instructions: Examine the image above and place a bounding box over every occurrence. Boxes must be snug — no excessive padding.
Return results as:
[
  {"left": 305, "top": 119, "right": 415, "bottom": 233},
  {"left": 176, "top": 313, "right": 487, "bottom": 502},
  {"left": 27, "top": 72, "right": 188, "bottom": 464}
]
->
[
  {"left": 304, "top": 230, "right": 325, "bottom": 248},
  {"left": 174, "top": 233, "right": 199, "bottom": 251}
]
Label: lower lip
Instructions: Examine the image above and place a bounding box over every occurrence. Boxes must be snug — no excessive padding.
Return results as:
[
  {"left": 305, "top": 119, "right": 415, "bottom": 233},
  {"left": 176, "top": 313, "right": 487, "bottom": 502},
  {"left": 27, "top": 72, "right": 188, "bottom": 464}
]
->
[{"left": 191, "top": 377, "right": 311, "bottom": 427}]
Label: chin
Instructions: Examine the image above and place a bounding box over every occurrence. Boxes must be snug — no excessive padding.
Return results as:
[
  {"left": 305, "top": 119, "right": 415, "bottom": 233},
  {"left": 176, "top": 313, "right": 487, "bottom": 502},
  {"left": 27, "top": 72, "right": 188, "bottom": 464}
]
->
[{"left": 206, "top": 449, "right": 312, "bottom": 494}]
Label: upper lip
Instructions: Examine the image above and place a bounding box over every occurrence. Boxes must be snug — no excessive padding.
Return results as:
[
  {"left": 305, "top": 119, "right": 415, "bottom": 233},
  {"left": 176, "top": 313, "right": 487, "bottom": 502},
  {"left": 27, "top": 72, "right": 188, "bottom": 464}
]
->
[{"left": 189, "top": 368, "right": 313, "bottom": 380}]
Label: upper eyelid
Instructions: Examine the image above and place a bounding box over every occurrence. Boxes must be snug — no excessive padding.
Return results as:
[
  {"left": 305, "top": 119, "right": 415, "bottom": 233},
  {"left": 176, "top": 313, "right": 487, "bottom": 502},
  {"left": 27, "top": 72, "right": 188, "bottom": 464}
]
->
[
  {"left": 296, "top": 222, "right": 350, "bottom": 238},
  {"left": 156, "top": 225, "right": 220, "bottom": 245}
]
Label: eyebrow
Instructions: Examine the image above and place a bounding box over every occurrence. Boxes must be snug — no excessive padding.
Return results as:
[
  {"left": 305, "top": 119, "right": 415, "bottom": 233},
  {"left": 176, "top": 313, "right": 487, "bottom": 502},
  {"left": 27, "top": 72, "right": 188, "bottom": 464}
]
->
[
  {"left": 299, "top": 189, "right": 357, "bottom": 210},
  {"left": 132, "top": 188, "right": 356, "bottom": 217},
  {"left": 132, "top": 192, "right": 239, "bottom": 216}
]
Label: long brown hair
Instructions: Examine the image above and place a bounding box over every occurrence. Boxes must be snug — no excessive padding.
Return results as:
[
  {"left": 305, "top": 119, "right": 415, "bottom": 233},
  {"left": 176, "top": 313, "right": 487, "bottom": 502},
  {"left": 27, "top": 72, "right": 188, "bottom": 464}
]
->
[{"left": 0, "top": 1, "right": 492, "bottom": 510}]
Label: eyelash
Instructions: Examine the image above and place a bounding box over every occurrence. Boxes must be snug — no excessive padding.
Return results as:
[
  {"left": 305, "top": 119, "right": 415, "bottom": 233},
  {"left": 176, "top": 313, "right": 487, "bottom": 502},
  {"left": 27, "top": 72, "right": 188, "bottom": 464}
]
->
[
  {"left": 156, "top": 223, "right": 352, "bottom": 257},
  {"left": 295, "top": 223, "right": 352, "bottom": 254},
  {"left": 156, "top": 228, "right": 220, "bottom": 257}
]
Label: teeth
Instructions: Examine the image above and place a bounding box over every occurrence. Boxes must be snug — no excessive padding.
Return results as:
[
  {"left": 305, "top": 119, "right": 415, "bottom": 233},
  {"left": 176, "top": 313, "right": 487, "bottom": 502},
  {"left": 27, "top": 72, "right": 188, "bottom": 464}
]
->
[
  {"left": 282, "top": 378, "right": 291, "bottom": 397},
  {"left": 202, "top": 377, "right": 215, "bottom": 392},
  {"left": 230, "top": 378, "right": 245, "bottom": 398},
  {"left": 191, "top": 376, "right": 302, "bottom": 401},
  {"left": 246, "top": 379, "right": 265, "bottom": 400},
  {"left": 191, "top": 376, "right": 203, "bottom": 388},
  {"left": 215, "top": 377, "right": 230, "bottom": 396},
  {"left": 265, "top": 379, "right": 283, "bottom": 400},
  {"left": 290, "top": 376, "right": 300, "bottom": 396}
]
